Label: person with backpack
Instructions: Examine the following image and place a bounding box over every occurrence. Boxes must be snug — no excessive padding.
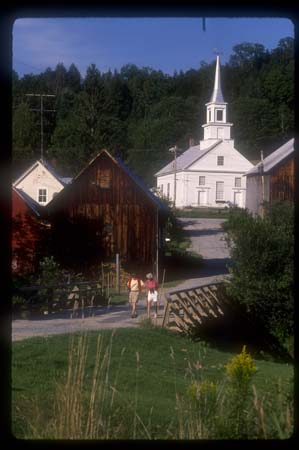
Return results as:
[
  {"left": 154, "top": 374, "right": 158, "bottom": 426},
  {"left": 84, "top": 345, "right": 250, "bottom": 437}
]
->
[
  {"left": 145, "top": 273, "right": 159, "bottom": 318},
  {"left": 127, "top": 272, "right": 144, "bottom": 318}
]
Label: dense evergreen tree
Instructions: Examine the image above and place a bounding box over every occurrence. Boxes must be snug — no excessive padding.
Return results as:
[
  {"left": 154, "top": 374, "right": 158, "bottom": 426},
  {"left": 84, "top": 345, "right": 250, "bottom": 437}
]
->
[{"left": 12, "top": 37, "right": 294, "bottom": 185}]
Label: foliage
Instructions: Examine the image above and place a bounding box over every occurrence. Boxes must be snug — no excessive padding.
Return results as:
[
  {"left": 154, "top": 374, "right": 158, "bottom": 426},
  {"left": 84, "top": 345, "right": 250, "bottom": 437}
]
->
[
  {"left": 223, "top": 202, "right": 294, "bottom": 348},
  {"left": 12, "top": 37, "right": 294, "bottom": 184},
  {"left": 12, "top": 328, "right": 293, "bottom": 439},
  {"left": 37, "top": 256, "right": 62, "bottom": 285},
  {"left": 221, "top": 346, "right": 258, "bottom": 438}
]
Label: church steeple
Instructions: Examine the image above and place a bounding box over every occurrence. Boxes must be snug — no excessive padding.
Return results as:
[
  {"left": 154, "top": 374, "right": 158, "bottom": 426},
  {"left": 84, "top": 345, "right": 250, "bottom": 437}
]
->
[
  {"left": 210, "top": 55, "right": 224, "bottom": 103},
  {"left": 201, "top": 54, "right": 233, "bottom": 143}
]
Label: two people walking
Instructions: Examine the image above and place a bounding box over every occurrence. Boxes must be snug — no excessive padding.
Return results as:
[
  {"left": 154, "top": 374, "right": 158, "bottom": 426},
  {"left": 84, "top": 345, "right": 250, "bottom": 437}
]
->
[{"left": 127, "top": 272, "right": 159, "bottom": 319}]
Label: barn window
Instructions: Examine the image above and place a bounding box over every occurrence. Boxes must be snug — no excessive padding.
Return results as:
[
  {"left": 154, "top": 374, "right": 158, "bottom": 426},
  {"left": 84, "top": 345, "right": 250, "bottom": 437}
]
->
[
  {"left": 234, "top": 177, "right": 241, "bottom": 187},
  {"left": 217, "top": 156, "right": 224, "bottom": 166},
  {"left": 199, "top": 176, "right": 205, "bottom": 186},
  {"left": 38, "top": 188, "right": 47, "bottom": 203},
  {"left": 96, "top": 169, "right": 112, "bottom": 189},
  {"left": 216, "top": 181, "right": 224, "bottom": 201}
]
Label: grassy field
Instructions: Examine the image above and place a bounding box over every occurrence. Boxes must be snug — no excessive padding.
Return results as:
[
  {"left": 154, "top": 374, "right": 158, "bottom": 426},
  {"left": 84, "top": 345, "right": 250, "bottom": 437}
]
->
[{"left": 12, "top": 327, "right": 293, "bottom": 440}]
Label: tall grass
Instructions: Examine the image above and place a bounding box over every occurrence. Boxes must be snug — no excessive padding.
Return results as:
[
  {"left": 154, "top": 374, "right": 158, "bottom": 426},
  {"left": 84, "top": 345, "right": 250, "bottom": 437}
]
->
[{"left": 19, "top": 333, "right": 293, "bottom": 440}]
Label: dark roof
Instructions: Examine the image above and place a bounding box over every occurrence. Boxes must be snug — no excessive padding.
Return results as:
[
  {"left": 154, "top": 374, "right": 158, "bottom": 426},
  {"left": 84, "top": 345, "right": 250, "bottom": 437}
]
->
[
  {"left": 41, "top": 159, "right": 72, "bottom": 186},
  {"left": 13, "top": 187, "right": 42, "bottom": 216}
]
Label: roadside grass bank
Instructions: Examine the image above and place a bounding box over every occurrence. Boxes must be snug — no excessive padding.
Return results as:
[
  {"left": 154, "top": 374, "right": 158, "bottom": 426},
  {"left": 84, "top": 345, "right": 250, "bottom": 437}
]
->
[
  {"left": 12, "top": 327, "right": 293, "bottom": 439},
  {"left": 176, "top": 207, "right": 230, "bottom": 219}
]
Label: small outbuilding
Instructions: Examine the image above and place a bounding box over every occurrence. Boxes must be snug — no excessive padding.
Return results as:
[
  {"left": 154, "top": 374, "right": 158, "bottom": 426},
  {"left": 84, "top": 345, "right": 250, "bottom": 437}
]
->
[
  {"left": 46, "top": 149, "right": 168, "bottom": 270},
  {"left": 245, "top": 138, "right": 294, "bottom": 216}
]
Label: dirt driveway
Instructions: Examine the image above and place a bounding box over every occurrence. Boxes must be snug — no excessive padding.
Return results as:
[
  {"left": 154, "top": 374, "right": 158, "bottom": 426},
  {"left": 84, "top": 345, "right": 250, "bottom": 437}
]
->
[{"left": 12, "top": 218, "right": 231, "bottom": 341}]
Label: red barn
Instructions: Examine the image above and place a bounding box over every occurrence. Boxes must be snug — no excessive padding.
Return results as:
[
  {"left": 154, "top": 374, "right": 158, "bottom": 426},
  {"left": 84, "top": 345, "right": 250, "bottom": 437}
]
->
[
  {"left": 12, "top": 187, "right": 49, "bottom": 275},
  {"left": 46, "top": 150, "right": 169, "bottom": 272}
]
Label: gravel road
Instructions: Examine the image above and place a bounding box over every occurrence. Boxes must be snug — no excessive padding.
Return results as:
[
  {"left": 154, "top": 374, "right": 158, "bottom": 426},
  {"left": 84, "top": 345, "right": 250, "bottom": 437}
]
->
[{"left": 12, "top": 218, "right": 231, "bottom": 342}]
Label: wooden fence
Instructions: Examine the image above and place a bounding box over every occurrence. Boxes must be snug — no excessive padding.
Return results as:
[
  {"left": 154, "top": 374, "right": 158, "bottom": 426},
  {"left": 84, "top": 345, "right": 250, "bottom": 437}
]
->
[
  {"left": 162, "top": 282, "right": 225, "bottom": 333},
  {"left": 14, "top": 280, "right": 108, "bottom": 317}
]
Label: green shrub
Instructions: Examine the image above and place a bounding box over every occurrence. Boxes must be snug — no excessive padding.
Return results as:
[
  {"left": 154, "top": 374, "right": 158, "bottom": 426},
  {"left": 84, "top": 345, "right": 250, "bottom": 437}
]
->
[
  {"left": 38, "top": 256, "right": 62, "bottom": 285},
  {"left": 223, "top": 202, "right": 294, "bottom": 349}
]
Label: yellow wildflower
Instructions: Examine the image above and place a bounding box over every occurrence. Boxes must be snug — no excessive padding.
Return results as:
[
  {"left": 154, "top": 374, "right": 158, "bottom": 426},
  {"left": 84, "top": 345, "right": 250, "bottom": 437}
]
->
[{"left": 225, "top": 345, "right": 257, "bottom": 384}]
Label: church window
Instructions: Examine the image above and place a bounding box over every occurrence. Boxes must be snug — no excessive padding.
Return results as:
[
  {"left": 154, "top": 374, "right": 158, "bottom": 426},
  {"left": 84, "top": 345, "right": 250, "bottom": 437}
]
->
[
  {"left": 208, "top": 110, "right": 211, "bottom": 122},
  {"left": 199, "top": 176, "right": 205, "bottom": 185},
  {"left": 216, "top": 181, "right": 224, "bottom": 201},
  {"left": 160, "top": 184, "right": 163, "bottom": 194},
  {"left": 235, "top": 177, "right": 241, "bottom": 187},
  {"left": 217, "top": 156, "right": 224, "bottom": 166},
  {"left": 167, "top": 183, "right": 170, "bottom": 198},
  {"left": 216, "top": 109, "right": 223, "bottom": 121}
]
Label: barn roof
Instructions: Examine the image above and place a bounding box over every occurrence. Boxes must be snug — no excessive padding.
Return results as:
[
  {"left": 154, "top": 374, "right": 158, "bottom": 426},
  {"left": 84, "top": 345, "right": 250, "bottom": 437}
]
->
[
  {"left": 13, "top": 187, "right": 42, "bottom": 216},
  {"left": 47, "top": 149, "right": 168, "bottom": 212},
  {"left": 114, "top": 156, "right": 168, "bottom": 211},
  {"left": 245, "top": 138, "right": 294, "bottom": 176},
  {"left": 155, "top": 140, "right": 222, "bottom": 177}
]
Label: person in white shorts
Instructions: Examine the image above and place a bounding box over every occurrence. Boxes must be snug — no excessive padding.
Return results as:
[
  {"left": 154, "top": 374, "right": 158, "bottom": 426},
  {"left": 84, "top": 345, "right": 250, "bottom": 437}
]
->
[{"left": 145, "top": 273, "right": 159, "bottom": 318}]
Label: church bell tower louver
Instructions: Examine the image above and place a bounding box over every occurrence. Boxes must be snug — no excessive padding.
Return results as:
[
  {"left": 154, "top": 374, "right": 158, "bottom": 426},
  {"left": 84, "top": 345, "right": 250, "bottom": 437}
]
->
[{"left": 201, "top": 54, "right": 233, "bottom": 142}]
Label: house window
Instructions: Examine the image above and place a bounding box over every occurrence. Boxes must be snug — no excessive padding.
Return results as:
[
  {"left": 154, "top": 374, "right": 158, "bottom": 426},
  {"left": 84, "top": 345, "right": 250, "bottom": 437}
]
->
[
  {"left": 96, "top": 168, "right": 112, "bottom": 189},
  {"left": 216, "top": 109, "right": 223, "bottom": 121},
  {"left": 217, "top": 156, "right": 224, "bottom": 166},
  {"left": 235, "top": 177, "right": 241, "bottom": 187},
  {"left": 216, "top": 181, "right": 224, "bottom": 201},
  {"left": 38, "top": 188, "right": 47, "bottom": 203},
  {"left": 167, "top": 183, "right": 170, "bottom": 198},
  {"left": 199, "top": 176, "right": 205, "bottom": 186}
]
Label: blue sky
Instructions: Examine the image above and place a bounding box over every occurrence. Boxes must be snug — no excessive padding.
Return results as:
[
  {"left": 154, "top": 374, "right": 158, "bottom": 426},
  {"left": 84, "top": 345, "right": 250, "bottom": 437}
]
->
[{"left": 13, "top": 17, "right": 294, "bottom": 77}]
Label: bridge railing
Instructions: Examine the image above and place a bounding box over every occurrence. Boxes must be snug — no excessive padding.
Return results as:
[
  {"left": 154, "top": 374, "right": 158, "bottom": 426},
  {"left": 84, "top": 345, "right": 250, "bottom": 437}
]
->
[{"left": 162, "top": 281, "right": 227, "bottom": 333}]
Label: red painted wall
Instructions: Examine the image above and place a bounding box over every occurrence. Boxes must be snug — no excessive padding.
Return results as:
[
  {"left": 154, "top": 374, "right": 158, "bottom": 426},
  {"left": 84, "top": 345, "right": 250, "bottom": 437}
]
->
[{"left": 12, "top": 189, "right": 41, "bottom": 275}]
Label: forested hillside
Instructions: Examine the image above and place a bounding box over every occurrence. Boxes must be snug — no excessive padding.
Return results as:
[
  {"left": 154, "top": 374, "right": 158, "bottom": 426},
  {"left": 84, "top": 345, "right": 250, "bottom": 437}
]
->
[{"left": 12, "top": 37, "right": 294, "bottom": 186}]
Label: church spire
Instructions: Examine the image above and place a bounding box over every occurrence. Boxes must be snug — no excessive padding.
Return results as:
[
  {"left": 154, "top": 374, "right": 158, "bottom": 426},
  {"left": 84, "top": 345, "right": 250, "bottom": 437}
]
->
[
  {"left": 201, "top": 53, "right": 233, "bottom": 144},
  {"left": 210, "top": 54, "right": 224, "bottom": 103}
]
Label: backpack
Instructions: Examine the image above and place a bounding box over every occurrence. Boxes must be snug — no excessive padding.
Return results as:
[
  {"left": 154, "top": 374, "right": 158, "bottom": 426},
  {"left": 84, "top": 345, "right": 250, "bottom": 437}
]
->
[{"left": 127, "top": 278, "right": 142, "bottom": 292}]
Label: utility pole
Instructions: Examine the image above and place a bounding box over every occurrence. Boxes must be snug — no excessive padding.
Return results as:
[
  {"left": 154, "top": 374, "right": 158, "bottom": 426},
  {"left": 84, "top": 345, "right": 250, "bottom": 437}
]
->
[
  {"left": 260, "top": 150, "right": 265, "bottom": 218},
  {"left": 26, "top": 94, "right": 56, "bottom": 162},
  {"left": 169, "top": 145, "right": 178, "bottom": 207}
]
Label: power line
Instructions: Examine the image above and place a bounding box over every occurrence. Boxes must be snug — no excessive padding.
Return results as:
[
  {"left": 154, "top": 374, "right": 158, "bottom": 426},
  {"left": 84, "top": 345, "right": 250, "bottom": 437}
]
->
[{"left": 25, "top": 94, "right": 56, "bottom": 162}]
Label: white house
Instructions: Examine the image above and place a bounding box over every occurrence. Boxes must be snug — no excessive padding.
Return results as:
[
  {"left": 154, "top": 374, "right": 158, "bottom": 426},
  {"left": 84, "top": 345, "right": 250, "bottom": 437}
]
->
[
  {"left": 155, "top": 55, "right": 253, "bottom": 208},
  {"left": 13, "top": 159, "right": 72, "bottom": 206}
]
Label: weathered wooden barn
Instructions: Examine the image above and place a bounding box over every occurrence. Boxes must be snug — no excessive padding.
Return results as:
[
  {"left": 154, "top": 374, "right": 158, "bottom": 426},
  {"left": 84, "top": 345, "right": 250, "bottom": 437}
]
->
[
  {"left": 46, "top": 149, "right": 169, "bottom": 268},
  {"left": 12, "top": 187, "right": 49, "bottom": 275},
  {"left": 245, "top": 138, "right": 294, "bottom": 216}
]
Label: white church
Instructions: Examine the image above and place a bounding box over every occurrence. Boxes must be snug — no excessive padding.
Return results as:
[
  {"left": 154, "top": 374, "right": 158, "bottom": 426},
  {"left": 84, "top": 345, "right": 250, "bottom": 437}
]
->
[{"left": 155, "top": 55, "right": 253, "bottom": 208}]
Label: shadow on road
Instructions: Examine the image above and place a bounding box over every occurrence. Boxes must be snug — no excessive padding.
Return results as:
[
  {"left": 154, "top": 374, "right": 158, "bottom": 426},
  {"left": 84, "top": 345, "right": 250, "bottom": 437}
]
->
[
  {"left": 185, "top": 228, "right": 224, "bottom": 237},
  {"left": 162, "top": 257, "right": 230, "bottom": 283}
]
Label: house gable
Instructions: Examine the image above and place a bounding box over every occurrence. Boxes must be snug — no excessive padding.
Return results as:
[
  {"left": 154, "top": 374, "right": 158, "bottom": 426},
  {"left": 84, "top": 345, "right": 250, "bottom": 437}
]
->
[
  {"left": 187, "top": 141, "right": 253, "bottom": 173},
  {"left": 13, "top": 160, "right": 65, "bottom": 206}
]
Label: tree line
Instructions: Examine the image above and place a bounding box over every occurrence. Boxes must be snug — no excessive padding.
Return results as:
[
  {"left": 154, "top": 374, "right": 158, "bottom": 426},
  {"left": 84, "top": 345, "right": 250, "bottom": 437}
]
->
[{"left": 12, "top": 37, "right": 294, "bottom": 185}]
